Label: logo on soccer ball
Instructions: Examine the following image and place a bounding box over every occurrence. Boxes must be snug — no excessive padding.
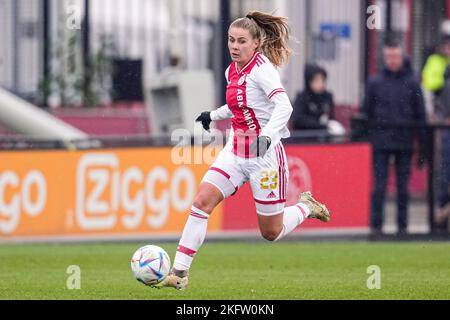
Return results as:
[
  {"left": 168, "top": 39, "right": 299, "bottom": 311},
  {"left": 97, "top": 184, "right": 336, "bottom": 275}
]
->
[{"left": 238, "top": 74, "right": 247, "bottom": 86}]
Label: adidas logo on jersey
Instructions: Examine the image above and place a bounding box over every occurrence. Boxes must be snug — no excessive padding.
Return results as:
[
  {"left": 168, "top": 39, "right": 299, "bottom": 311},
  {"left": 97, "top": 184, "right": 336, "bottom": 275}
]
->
[{"left": 267, "top": 191, "right": 277, "bottom": 199}]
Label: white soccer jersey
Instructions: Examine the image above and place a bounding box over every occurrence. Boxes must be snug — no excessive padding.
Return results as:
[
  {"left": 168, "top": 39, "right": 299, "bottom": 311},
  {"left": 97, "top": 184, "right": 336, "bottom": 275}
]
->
[{"left": 210, "top": 51, "right": 293, "bottom": 157}]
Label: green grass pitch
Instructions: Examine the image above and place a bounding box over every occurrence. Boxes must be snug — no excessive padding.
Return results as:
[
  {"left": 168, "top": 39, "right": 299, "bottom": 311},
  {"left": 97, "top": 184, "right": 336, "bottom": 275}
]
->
[{"left": 0, "top": 241, "right": 449, "bottom": 300}]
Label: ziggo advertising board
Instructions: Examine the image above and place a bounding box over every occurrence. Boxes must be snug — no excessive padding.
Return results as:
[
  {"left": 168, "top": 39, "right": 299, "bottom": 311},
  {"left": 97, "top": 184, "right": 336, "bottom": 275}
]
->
[
  {"left": 0, "top": 144, "right": 371, "bottom": 240},
  {"left": 0, "top": 148, "right": 222, "bottom": 239}
]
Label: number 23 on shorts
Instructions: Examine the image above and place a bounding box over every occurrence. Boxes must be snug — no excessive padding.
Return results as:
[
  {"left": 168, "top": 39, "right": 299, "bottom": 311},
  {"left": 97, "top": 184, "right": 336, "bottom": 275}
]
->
[{"left": 260, "top": 170, "right": 278, "bottom": 190}]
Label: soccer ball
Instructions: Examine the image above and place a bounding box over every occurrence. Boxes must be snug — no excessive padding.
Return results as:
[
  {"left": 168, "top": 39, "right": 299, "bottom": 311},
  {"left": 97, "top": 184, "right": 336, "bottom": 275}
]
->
[{"left": 130, "top": 245, "right": 171, "bottom": 286}]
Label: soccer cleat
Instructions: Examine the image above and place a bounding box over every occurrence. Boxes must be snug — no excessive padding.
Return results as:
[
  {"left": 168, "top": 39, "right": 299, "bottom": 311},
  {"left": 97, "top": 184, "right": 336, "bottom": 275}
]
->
[
  {"left": 299, "top": 191, "right": 330, "bottom": 222},
  {"left": 152, "top": 272, "right": 188, "bottom": 291}
]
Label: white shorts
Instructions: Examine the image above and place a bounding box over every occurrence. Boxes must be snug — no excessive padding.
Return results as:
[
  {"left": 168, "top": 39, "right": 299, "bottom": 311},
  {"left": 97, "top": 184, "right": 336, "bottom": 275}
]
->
[{"left": 201, "top": 142, "right": 289, "bottom": 216}]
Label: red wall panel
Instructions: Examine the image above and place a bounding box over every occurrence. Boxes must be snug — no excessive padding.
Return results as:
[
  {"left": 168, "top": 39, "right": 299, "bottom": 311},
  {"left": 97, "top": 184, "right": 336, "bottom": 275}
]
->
[{"left": 223, "top": 143, "right": 372, "bottom": 231}]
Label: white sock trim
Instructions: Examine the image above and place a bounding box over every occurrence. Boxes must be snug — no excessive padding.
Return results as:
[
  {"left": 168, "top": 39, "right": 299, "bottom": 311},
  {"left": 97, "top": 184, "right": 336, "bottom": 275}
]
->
[
  {"left": 296, "top": 203, "right": 310, "bottom": 219},
  {"left": 190, "top": 206, "right": 209, "bottom": 219}
]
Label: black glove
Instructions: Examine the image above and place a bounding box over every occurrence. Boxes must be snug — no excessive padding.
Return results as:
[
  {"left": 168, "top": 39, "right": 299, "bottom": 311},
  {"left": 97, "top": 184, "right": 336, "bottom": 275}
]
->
[
  {"left": 195, "top": 112, "right": 212, "bottom": 131},
  {"left": 250, "top": 136, "right": 272, "bottom": 157}
]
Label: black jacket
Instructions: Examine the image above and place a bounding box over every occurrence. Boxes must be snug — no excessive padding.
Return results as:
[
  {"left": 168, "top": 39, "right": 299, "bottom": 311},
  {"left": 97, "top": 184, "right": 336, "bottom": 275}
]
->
[
  {"left": 362, "top": 59, "right": 426, "bottom": 151},
  {"left": 292, "top": 65, "right": 335, "bottom": 130}
]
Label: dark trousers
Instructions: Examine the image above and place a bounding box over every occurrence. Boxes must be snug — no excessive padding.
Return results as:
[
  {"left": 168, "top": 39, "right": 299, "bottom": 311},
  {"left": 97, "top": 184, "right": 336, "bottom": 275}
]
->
[
  {"left": 437, "top": 130, "right": 450, "bottom": 231},
  {"left": 439, "top": 130, "right": 450, "bottom": 208},
  {"left": 371, "top": 150, "right": 413, "bottom": 232}
]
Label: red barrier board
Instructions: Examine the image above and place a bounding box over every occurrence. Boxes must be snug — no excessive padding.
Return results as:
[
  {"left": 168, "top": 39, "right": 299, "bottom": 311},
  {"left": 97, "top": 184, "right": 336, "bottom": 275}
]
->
[{"left": 223, "top": 143, "right": 372, "bottom": 230}]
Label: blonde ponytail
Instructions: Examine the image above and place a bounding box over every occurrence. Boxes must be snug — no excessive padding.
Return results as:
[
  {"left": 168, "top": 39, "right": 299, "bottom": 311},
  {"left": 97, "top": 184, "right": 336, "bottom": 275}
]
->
[{"left": 230, "top": 11, "right": 291, "bottom": 67}]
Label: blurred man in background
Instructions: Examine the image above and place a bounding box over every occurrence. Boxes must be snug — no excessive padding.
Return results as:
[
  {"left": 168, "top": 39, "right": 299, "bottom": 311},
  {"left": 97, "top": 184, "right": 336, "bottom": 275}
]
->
[{"left": 362, "top": 40, "right": 427, "bottom": 235}]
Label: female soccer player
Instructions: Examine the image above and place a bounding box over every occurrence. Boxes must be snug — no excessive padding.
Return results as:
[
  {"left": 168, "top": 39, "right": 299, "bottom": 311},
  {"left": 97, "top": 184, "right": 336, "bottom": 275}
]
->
[{"left": 158, "top": 11, "right": 330, "bottom": 290}]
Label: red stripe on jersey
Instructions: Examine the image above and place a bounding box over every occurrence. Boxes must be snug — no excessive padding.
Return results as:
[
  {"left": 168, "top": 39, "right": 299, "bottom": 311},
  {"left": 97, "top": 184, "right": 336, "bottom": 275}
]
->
[
  {"left": 276, "top": 144, "right": 288, "bottom": 200},
  {"left": 283, "top": 146, "right": 288, "bottom": 200},
  {"left": 226, "top": 53, "right": 262, "bottom": 157},
  {"left": 177, "top": 245, "right": 197, "bottom": 257},
  {"left": 229, "top": 83, "right": 261, "bottom": 157},
  {"left": 280, "top": 143, "right": 288, "bottom": 200},
  {"left": 210, "top": 167, "right": 231, "bottom": 179},
  {"left": 254, "top": 198, "right": 287, "bottom": 205},
  {"left": 282, "top": 146, "right": 286, "bottom": 200},
  {"left": 268, "top": 88, "right": 283, "bottom": 97},
  {"left": 277, "top": 145, "right": 285, "bottom": 200},
  {"left": 276, "top": 144, "right": 282, "bottom": 200},
  {"left": 268, "top": 88, "right": 286, "bottom": 100},
  {"left": 256, "top": 55, "right": 265, "bottom": 65}
]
